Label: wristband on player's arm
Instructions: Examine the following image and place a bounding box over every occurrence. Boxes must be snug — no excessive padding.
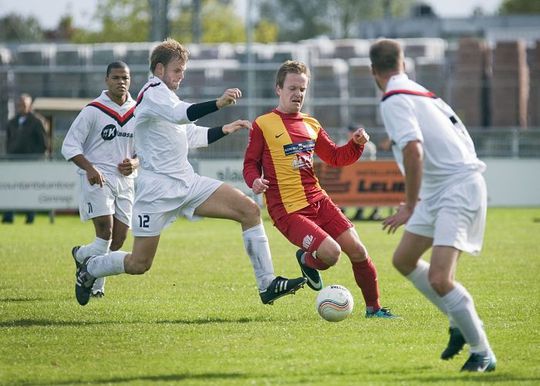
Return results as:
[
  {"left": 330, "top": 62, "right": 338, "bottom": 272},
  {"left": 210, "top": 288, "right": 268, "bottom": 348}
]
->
[
  {"left": 207, "top": 126, "right": 227, "bottom": 144},
  {"left": 186, "top": 100, "right": 218, "bottom": 121}
]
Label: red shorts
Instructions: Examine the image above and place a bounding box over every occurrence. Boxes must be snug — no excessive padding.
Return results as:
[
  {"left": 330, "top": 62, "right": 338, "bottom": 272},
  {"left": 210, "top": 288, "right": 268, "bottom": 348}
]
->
[{"left": 272, "top": 196, "right": 353, "bottom": 253}]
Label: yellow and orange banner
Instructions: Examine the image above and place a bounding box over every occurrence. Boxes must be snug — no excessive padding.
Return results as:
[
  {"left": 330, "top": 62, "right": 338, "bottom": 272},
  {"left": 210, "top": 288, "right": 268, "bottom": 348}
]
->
[{"left": 315, "top": 161, "right": 405, "bottom": 207}]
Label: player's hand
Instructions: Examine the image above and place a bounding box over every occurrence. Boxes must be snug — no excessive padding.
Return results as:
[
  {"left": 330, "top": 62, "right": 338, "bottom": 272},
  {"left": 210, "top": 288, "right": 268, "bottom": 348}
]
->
[
  {"left": 217, "top": 88, "right": 242, "bottom": 109},
  {"left": 351, "top": 127, "right": 370, "bottom": 145},
  {"left": 117, "top": 158, "right": 139, "bottom": 176},
  {"left": 382, "top": 203, "right": 413, "bottom": 234},
  {"left": 252, "top": 177, "right": 269, "bottom": 195},
  {"left": 87, "top": 167, "right": 105, "bottom": 187},
  {"left": 223, "top": 120, "right": 251, "bottom": 134}
]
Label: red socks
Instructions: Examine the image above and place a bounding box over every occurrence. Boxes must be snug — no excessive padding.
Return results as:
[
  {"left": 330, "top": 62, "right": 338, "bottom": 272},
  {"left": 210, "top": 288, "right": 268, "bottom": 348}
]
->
[
  {"left": 303, "top": 251, "right": 330, "bottom": 270},
  {"left": 352, "top": 258, "right": 381, "bottom": 310}
]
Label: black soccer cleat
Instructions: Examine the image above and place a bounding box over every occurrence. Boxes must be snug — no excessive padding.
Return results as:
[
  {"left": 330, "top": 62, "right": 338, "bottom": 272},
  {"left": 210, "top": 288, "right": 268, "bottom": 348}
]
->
[
  {"left": 295, "top": 249, "right": 323, "bottom": 291},
  {"left": 460, "top": 352, "right": 497, "bottom": 372},
  {"left": 75, "top": 257, "right": 97, "bottom": 306},
  {"left": 259, "top": 276, "right": 306, "bottom": 305},
  {"left": 72, "top": 246, "right": 81, "bottom": 272},
  {"left": 441, "top": 327, "right": 466, "bottom": 360}
]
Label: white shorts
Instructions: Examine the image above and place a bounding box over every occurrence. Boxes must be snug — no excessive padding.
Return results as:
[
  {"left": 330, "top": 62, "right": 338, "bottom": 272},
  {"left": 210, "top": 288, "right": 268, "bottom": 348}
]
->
[
  {"left": 78, "top": 173, "right": 134, "bottom": 227},
  {"left": 405, "top": 173, "right": 487, "bottom": 255},
  {"left": 132, "top": 171, "right": 222, "bottom": 237}
]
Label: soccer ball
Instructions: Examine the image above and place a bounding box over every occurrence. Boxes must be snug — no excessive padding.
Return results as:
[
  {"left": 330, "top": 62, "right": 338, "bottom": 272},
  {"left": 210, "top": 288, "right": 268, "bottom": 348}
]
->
[{"left": 315, "top": 284, "right": 354, "bottom": 322}]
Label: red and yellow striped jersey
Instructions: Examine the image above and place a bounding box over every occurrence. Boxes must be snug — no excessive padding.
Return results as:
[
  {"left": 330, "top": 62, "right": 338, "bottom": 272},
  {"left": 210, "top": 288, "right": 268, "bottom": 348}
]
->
[{"left": 244, "top": 109, "right": 364, "bottom": 221}]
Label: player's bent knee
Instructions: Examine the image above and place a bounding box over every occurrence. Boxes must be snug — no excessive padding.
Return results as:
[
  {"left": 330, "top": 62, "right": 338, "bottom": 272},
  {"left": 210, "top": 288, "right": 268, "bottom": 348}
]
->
[
  {"left": 392, "top": 253, "right": 412, "bottom": 275},
  {"left": 318, "top": 241, "right": 341, "bottom": 266},
  {"left": 110, "top": 236, "right": 127, "bottom": 252},
  {"left": 244, "top": 198, "right": 261, "bottom": 217},
  {"left": 428, "top": 273, "right": 453, "bottom": 295},
  {"left": 237, "top": 198, "right": 261, "bottom": 225},
  {"left": 128, "top": 261, "right": 152, "bottom": 275},
  {"left": 327, "top": 254, "right": 340, "bottom": 266},
  {"left": 347, "top": 244, "right": 368, "bottom": 262},
  {"left": 124, "top": 254, "right": 153, "bottom": 275}
]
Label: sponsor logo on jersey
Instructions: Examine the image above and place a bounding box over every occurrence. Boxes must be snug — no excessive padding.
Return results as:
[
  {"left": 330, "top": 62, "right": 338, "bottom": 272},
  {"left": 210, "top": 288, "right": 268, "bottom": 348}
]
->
[
  {"left": 283, "top": 140, "right": 315, "bottom": 156},
  {"left": 101, "top": 125, "right": 134, "bottom": 141},
  {"left": 292, "top": 153, "right": 313, "bottom": 170},
  {"left": 101, "top": 124, "right": 117, "bottom": 140},
  {"left": 302, "top": 234, "right": 314, "bottom": 250}
]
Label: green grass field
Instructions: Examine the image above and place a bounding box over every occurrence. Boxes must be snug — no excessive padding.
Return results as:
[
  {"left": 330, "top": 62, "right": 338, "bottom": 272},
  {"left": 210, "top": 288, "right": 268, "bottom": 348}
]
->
[{"left": 1, "top": 208, "right": 539, "bottom": 385}]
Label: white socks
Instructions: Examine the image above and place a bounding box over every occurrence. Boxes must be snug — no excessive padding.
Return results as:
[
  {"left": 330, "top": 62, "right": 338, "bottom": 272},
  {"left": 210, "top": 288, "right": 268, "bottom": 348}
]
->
[
  {"left": 75, "top": 237, "right": 111, "bottom": 263},
  {"left": 407, "top": 260, "right": 491, "bottom": 354},
  {"left": 242, "top": 223, "right": 275, "bottom": 291},
  {"left": 442, "top": 284, "right": 491, "bottom": 354},
  {"left": 87, "top": 251, "right": 127, "bottom": 278},
  {"left": 407, "top": 260, "right": 455, "bottom": 326},
  {"left": 75, "top": 237, "right": 111, "bottom": 292}
]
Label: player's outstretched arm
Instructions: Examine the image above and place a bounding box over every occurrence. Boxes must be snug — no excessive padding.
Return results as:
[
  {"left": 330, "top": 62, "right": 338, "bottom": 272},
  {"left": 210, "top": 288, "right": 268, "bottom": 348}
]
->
[
  {"left": 217, "top": 88, "right": 242, "bottom": 109},
  {"left": 223, "top": 119, "right": 250, "bottom": 134},
  {"left": 184, "top": 88, "right": 242, "bottom": 122},
  {"left": 207, "top": 120, "right": 251, "bottom": 144}
]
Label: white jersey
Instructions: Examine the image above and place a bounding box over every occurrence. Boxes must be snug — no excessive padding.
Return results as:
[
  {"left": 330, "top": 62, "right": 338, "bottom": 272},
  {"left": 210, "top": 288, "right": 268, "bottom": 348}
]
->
[
  {"left": 380, "top": 73, "right": 486, "bottom": 198},
  {"left": 61, "top": 91, "right": 136, "bottom": 177},
  {"left": 134, "top": 77, "right": 210, "bottom": 182}
]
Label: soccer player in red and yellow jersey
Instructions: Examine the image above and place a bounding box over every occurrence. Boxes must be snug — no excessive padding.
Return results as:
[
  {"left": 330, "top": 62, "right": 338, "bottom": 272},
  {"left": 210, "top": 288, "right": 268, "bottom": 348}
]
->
[{"left": 244, "top": 60, "right": 397, "bottom": 318}]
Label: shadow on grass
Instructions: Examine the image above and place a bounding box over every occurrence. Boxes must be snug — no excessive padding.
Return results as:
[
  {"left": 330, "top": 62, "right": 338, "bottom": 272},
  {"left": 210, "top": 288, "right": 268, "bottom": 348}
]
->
[
  {"left": 156, "top": 316, "right": 268, "bottom": 324},
  {"left": 0, "top": 315, "right": 269, "bottom": 328},
  {"left": 407, "top": 374, "right": 540, "bottom": 383},
  {"left": 0, "top": 319, "right": 114, "bottom": 327},
  {"left": 11, "top": 372, "right": 246, "bottom": 385},
  {"left": 0, "top": 297, "right": 46, "bottom": 302}
]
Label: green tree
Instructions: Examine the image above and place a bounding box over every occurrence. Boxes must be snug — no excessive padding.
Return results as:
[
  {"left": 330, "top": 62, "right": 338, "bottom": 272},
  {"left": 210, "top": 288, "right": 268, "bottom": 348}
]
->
[
  {"left": 0, "top": 13, "right": 44, "bottom": 42},
  {"left": 254, "top": 19, "right": 278, "bottom": 43},
  {"left": 72, "top": 0, "right": 150, "bottom": 43},
  {"left": 169, "top": 0, "right": 248, "bottom": 43},
  {"left": 499, "top": 0, "right": 540, "bottom": 14},
  {"left": 200, "top": 0, "right": 245, "bottom": 43},
  {"left": 71, "top": 0, "right": 253, "bottom": 44}
]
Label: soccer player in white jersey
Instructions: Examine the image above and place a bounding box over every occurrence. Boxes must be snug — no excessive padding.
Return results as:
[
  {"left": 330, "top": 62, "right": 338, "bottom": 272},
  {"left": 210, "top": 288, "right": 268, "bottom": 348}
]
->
[
  {"left": 73, "top": 38, "right": 306, "bottom": 307},
  {"left": 369, "top": 39, "right": 496, "bottom": 372},
  {"left": 62, "top": 61, "right": 139, "bottom": 297}
]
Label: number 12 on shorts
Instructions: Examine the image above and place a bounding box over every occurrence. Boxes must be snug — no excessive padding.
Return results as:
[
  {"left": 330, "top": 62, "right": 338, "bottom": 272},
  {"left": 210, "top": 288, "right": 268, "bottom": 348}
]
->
[{"left": 138, "top": 214, "right": 150, "bottom": 228}]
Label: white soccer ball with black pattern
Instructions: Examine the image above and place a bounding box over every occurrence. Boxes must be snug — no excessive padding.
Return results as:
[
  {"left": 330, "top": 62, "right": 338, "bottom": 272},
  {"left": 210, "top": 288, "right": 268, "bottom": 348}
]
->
[{"left": 316, "top": 284, "right": 354, "bottom": 322}]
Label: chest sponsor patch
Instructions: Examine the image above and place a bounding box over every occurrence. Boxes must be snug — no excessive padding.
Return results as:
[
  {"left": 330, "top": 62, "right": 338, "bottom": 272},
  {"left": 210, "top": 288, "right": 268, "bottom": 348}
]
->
[
  {"left": 101, "top": 124, "right": 117, "bottom": 140},
  {"left": 283, "top": 140, "right": 315, "bottom": 156}
]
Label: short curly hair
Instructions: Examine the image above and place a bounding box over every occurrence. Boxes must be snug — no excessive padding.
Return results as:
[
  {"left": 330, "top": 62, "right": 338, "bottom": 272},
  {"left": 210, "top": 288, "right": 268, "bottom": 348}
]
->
[{"left": 150, "top": 38, "right": 190, "bottom": 73}]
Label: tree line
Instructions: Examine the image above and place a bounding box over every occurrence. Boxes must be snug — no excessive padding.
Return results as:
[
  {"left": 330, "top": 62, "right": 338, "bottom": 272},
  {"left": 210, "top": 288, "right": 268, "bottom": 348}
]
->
[{"left": 0, "top": 0, "right": 536, "bottom": 44}]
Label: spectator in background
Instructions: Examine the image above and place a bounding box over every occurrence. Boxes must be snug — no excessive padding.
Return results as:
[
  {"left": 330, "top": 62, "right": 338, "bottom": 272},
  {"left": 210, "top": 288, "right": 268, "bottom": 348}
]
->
[{"left": 2, "top": 93, "right": 48, "bottom": 224}]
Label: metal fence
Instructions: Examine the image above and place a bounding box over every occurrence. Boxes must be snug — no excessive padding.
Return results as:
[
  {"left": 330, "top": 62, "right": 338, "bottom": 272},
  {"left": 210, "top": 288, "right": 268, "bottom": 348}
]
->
[{"left": 1, "top": 40, "right": 539, "bottom": 160}]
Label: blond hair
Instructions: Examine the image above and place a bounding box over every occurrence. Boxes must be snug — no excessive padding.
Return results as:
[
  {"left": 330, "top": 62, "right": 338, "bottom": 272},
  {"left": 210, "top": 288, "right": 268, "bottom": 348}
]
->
[{"left": 150, "top": 38, "right": 190, "bottom": 73}]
